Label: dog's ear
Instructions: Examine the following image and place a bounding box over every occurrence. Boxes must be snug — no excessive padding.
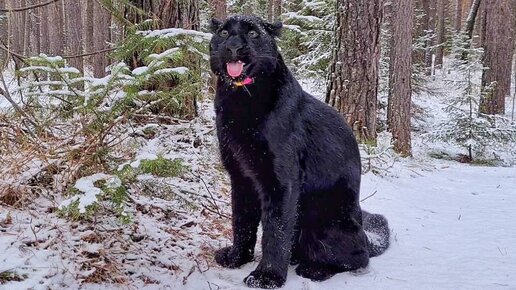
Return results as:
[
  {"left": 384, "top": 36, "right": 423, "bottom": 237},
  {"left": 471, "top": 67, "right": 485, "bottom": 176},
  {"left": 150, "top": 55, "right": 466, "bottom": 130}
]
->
[
  {"left": 264, "top": 21, "right": 283, "bottom": 38},
  {"left": 210, "top": 18, "right": 223, "bottom": 33}
]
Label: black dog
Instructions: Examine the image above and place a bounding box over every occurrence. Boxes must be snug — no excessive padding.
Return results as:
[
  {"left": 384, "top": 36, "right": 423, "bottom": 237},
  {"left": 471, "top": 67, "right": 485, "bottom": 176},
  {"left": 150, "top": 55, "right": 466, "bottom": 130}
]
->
[{"left": 210, "top": 15, "right": 390, "bottom": 288}]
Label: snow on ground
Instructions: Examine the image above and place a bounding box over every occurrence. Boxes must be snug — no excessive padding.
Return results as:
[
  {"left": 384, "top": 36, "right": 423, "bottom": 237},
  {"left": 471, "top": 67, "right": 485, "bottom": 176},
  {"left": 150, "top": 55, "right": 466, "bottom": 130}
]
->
[
  {"left": 184, "top": 162, "right": 516, "bottom": 290},
  {"left": 1, "top": 71, "right": 516, "bottom": 289}
]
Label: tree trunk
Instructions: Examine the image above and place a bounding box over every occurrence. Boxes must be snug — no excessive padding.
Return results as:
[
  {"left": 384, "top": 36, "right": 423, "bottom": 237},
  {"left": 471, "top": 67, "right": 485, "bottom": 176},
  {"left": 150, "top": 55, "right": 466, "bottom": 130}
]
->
[
  {"left": 425, "top": 0, "right": 436, "bottom": 75},
  {"left": 0, "top": 1, "right": 6, "bottom": 67},
  {"left": 28, "top": 0, "right": 41, "bottom": 56},
  {"left": 267, "top": 0, "right": 273, "bottom": 22},
  {"left": 40, "top": 1, "right": 50, "bottom": 54},
  {"left": 158, "top": 0, "right": 199, "bottom": 30},
  {"left": 8, "top": 0, "right": 26, "bottom": 57},
  {"left": 210, "top": 0, "right": 227, "bottom": 20},
  {"left": 326, "top": 0, "right": 382, "bottom": 143},
  {"left": 473, "top": 0, "right": 485, "bottom": 47},
  {"left": 85, "top": 0, "right": 94, "bottom": 67},
  {"left": 273, "top": 0, "right": 281, "bottom": 21},
  {"left": 454, "top": 0, "right": 463, "bottom": 32},
  {"left": 460, "top": 0, "right": 481, "bottom": 60},
  {"left": 435, "top": 0, "right": 446, "bottom": 68},
  {"left": 63, "top": 0, "right": 83, "bottom": 71},
  {"left": 464, "top": 0, "right": 481, "bottom": 39},
  {"left": 388, "top": 0, "right": 413, "bottom": 156},
  {"left": 92, "top": 1, "right": 111, "bottom": 77},
  {"left": 48, "top": 0, "right": 64, "bottom": 56},
  {"left": 479, "top": 0, "right": 515, "bottom": 115}
]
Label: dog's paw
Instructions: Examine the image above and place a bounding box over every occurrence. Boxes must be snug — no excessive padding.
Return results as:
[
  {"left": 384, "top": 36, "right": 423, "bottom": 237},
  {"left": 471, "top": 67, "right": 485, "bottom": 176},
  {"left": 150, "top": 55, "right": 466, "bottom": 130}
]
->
[
  {"left": 215, "top": 246, "right": 253, "bottom": 268},
  {"left": 295, "top": 263, "right": 335, "bottom": 282},
  {"left": 243, "top": 269, "right": 286, "bottom": 289}
]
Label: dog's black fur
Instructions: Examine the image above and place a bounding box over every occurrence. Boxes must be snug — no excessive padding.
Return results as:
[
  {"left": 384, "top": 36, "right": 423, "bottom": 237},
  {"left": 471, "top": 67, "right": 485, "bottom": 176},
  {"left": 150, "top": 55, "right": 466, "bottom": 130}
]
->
[{"left": 210, "top": 15, "right": 390, "bottom": 288}]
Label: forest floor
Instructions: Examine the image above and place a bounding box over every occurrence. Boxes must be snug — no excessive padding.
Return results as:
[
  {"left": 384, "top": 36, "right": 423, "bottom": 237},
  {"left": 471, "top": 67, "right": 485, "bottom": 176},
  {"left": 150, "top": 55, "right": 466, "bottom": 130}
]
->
[{"left": 1, "top": 71, "right": 516, "bottom": 290}]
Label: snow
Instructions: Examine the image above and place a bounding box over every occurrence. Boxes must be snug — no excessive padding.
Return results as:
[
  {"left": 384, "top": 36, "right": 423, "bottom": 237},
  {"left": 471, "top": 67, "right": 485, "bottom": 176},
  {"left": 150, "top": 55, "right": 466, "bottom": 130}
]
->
[
  {"left": 138, "top": 28, "right": 212, "bottom": 41},
  {"left": 37, "top": 54, "right": 64, "bottom": 63},
  {"left": 153, "top": 67, "right": 189, "bottom": 75},
  {"left": 19, "top": 66, "right": 81, "bottom": 74},
  {"left": 59, "top": 173, "right": 122, "bottom": 213},
  {"left": 179, "top": 163, "right": 516, "bottom": 290},
  {"left": 132, "top": 66, "right": 149, "bottom": 75},
  {"left": 282, "top": 12, "right": 323, "bottom": 23},
  {"left": 148, "top": 47, "right": 180, "bottom": 61}
]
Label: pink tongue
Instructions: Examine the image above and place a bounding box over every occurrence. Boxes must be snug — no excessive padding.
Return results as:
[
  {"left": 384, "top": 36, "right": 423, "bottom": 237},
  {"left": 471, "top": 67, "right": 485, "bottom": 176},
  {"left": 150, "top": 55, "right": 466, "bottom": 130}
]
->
[{"left": 227, "top": 61, "right": 244, "bottom": 78}]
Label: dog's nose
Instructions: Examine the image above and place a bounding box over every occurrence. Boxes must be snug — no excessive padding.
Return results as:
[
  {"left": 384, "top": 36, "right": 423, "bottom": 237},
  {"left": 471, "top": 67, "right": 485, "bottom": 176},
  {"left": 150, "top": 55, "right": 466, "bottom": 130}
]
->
[{"left": 227, "top": 46, "right": 242, "bottom": 58}]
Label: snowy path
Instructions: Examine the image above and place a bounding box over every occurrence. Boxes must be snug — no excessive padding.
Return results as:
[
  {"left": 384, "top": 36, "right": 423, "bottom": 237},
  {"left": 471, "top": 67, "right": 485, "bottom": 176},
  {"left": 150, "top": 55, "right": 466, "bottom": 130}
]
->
[{"left": 186, "top": 164, "right": 516, "bottom": 290}]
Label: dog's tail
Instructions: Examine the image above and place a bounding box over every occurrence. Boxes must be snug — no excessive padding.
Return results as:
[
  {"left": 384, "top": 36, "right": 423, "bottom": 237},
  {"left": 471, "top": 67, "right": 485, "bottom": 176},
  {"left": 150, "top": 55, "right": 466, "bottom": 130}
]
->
[{"left": 362, "top": 210, "right": 390, "bottom": 257}]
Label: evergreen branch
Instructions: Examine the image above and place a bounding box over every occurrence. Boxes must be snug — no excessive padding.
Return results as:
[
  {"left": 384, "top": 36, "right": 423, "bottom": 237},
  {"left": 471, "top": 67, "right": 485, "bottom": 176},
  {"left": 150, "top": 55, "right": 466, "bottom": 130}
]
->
[{"left": 0, "top": 0, "right": 59, "bottom": 13}]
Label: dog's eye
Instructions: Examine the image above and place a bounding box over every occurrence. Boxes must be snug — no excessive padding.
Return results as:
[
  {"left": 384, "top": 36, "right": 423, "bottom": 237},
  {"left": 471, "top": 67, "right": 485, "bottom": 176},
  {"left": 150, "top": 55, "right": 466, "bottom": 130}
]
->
[
  {"left": 219, "top": 30, "right": 229, "bottom": 38},
  {"left": 248, "top": 30, "right": 259, "bottom": 38}
]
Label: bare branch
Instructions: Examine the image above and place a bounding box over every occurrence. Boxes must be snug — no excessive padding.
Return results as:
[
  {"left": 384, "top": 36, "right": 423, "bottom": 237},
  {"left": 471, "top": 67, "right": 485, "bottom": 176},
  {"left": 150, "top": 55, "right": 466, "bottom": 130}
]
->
[
  {"left": 0, "top": 71, "right": 39, "bottom": 138},
  {"left": 0, "top": 43, "right": 114, "bottom": 60},
  {"left": 61, "top": 47, "right": 115, "bottom": 59}
]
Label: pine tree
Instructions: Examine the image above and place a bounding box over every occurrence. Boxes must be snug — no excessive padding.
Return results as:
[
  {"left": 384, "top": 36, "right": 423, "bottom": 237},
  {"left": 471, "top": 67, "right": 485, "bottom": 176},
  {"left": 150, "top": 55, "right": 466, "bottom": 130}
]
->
[
  {"left": 281, "top": 0, "right": 335, "bottom": 77},
  {"left": 426, "top": 34, "right": 516, "bottom": 161},
  {"left": 387, "top": 0, "right": 414, "bottom": 156}
]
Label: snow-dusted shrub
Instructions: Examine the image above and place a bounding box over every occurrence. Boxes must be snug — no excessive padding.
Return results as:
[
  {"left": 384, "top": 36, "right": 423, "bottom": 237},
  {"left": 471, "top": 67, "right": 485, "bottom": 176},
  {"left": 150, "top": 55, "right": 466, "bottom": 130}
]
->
[
  {"left": 115, "top": 20, "right": 210, "bottom": 119},
  {"left": 424, "top": 34, "right": 516, "bottom": 163},
  {"left": 359, "top": 132, "right": 396, "bottom": 175},
  {"left": 59, "top": 174, "right": 130, "bottom": 223},
  {"left": 1, "top": 25, "right": 209, "bottom": 220}
]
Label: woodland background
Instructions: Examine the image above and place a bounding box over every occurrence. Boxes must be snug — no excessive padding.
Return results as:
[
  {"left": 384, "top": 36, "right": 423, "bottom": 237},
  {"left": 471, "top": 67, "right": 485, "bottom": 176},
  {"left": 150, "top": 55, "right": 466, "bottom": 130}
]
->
[{"left": 0, "top": 0, "right": 515, "bottom": 288}]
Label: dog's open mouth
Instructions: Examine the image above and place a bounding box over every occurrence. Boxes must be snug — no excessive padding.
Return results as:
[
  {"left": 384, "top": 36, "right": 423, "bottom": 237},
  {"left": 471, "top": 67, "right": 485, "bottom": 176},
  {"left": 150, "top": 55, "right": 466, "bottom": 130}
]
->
[{"left": 226, "top": 61, "right": 244, "bottom": 78}]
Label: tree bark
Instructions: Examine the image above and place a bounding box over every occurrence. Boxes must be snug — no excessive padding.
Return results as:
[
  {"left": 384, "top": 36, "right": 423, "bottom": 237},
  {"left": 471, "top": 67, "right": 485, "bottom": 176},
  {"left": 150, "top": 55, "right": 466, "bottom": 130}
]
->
[
  {"left": 273, "top": 0, "right": 281, "bottom": 21},
  {"left": 326, "top": 0, "right": 383, "bottom": 143},
  {"left": 388, "top": 0, "right": 413, "bottom": 156},
  {"left": 28, "top": 0, "right": 41, "bottom": 56},
  {"left": 40, "top": 0, "right": 50, "bottom": 54},
  {"left": 0, "top": 1, "right": 6, "bottom": 67},
  {"left": 63, "top": 0, "right": 83, "bottom": 71},
  {"left": 127, "top": 0, "right": 200, "bottom": 30},
  {"left": 434, "top": 0, "right": 446, "bottom": 68},
  {"left": 8, "top": 0, "right": 26, "bottom": 57},
  {"left": 479, "top": 0, "right": 515, "bottom": 115},
  {"left": 210, "top": 0, "right": 227, "bottom": 20},
  {"left": 425, "top": 0, "right": 436, "bottom": 75},
  {"left": 48, "top": 0, "right": 64, "bottom": 56},
  {"left": 267, "top": 0, "right": 273, "bottom": 22},
  {"left": 464, "top": 0, "right": 481, "bottom": 39},
  {"left": 93, "top": 1, "right": 111, "bottom": 77},
  {"left": 85, "top": 0, "right": 94, "bottom": 67},
  {"left": 158, "top": 0, "right": 199, "bottom": 30},
  {"left": 454, "top": 0, "right": 463, "bottom": 32}
]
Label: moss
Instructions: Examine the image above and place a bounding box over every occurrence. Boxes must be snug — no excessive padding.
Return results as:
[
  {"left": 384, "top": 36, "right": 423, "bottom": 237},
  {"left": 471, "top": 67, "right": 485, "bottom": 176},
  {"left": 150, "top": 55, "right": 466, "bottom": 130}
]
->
[{"left": 139, "top": 156, "right": 186, "bottom": 177}]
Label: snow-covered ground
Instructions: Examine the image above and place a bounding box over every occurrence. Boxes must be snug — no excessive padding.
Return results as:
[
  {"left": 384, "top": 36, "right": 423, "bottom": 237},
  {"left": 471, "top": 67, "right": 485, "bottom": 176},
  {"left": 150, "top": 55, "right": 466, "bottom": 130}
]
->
[
  {"left": 185, "top": 163, "right": 516, "bottom": 290},
  {"left": 2, "top": 160, "right": 515, "bottom": 290},
  {"left": 1, "top": 69, "right": 516, "bottom": 289}
]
